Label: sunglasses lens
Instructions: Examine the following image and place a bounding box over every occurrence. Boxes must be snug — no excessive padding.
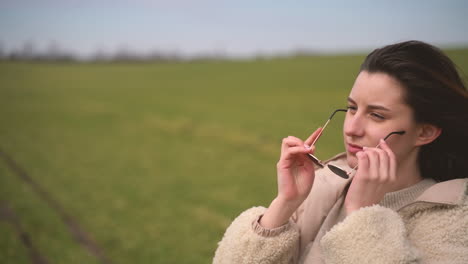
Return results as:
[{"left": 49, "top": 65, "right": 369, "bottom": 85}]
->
[
  {"left": 307, "top": 153, "right": 324, "bottom": 168},
  {"left": 327, "top": 164, "right": 349, "bottom": 179}
]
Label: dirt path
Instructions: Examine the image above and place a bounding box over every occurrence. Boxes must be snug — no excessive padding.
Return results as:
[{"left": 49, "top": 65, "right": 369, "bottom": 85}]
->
[
  {"left": 0, "top": 148, "right": 113, "bottom": 264},
  {"left": 0, "top": 201, "right": 50, "bottom": 264}
]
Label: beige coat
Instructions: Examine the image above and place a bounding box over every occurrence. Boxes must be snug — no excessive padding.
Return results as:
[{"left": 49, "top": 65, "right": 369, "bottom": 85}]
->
[{"left": 213, "top": 153, "right": 468, "bottom": 264}]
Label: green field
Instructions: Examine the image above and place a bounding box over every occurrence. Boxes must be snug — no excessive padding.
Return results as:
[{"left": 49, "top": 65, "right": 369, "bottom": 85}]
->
[{"left": 1, "top": 50, "right": 467, "bottom": 263}]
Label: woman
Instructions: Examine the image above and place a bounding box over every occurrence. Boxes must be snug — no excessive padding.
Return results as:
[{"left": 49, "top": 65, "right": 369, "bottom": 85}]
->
[{"left": 213, "top": 40, "right": 468, "bottom": 264}]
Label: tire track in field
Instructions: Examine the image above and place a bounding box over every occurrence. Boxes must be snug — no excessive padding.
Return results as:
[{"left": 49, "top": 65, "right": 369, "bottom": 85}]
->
[
  {"left": 0, "top": 148, "right": 113, "bottom": 264},
  {"left": 0, "top": 201, "right": 50, "bottom": 264}
]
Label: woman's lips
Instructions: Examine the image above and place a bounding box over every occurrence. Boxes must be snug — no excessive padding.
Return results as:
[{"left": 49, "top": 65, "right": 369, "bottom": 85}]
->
[{"left": 347, "top": 143, "right": 363, "bottom": 153}]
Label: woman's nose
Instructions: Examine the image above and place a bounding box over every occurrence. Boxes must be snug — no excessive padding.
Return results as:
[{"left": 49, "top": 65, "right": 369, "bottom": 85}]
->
[{"left": 344, "top": 113, "right": 365, "bottom": 138}]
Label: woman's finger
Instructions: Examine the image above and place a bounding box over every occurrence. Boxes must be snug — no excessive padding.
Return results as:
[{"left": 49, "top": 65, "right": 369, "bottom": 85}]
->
[
  {"left": 355, "top": 151, "right": 369, "bottom": 179},
  {"left": 281, "top": 136, "right": 304, "bottom": 153},
  {"left": 379, "top": 139, "right": 397, "bottom": 181},
  {"left": 364, "top": 148, "right": 379, "bottom": 180},
  {"left": 282, "top": 136, "right": 303, "bottom": 146},
  {"left": 376, "top": 148, "right": 389, "bottom": 181},
  {"left": 284, "top": 145, "right": 314, "bottom": 158},
  {"left": 280, "top": 137, "right": 315, "bottom": 161},
  {"left": 304, "top": 127, "right": 323, "bottom": 147}
]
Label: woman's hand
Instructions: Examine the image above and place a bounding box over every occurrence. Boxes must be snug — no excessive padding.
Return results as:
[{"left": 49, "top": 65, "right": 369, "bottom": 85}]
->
[
  {"left": 260, "top": 128, "right": 322, "bottom": 228},
  {"left": 276, "top": 128, "right": 322, "bottom": 204},
  {"left": 344, "top": 139, "right": 398, "bottom": 215}
]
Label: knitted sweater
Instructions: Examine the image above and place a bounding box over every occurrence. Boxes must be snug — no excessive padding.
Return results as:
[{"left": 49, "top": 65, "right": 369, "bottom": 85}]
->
[{"left": 213, "top": 154, "right": 468, "bottom": 264}]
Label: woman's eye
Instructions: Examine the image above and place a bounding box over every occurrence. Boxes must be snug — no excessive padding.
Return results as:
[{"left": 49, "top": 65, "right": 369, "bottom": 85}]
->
[
  {"left": 347, "top": 106, "right": 357, "bottom": 112},
  {"left": 371, "top": 113, "right": 385, "bottom": 120}
]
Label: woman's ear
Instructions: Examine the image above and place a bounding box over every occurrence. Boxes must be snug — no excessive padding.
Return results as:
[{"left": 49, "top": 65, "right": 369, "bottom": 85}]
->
[{"left": 415, "top": 124, "right": 442, "bottom": 146}]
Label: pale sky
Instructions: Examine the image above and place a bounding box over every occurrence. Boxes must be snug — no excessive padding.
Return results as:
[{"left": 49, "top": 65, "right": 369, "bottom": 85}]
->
[{"left": 1, "top": 0, "right": 467, "bottom": 58}]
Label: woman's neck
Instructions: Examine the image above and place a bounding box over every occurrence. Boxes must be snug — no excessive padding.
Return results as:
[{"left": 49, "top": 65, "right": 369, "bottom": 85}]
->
[{"left": 392, "top": 149, "right": 424, "bottom": 192}]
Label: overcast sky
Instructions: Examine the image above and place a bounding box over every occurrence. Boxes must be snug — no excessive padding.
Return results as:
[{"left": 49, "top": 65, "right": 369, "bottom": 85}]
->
[{"left": 1, "top": 0, "right": 467, "bottom": 58}]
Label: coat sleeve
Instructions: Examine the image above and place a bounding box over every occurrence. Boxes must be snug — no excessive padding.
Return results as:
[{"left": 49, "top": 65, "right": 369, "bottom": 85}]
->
[
  {"left": 320, "top": 201, "right": 468, "bottom": 264},
  {"left": 213, "top": 206, "right": 301, "bottom": 264}
]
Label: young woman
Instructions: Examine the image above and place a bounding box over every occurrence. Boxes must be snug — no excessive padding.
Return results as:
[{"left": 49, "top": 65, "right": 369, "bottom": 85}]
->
[{"left": 213, "top": 40, "right": 468, "bottom": 264}]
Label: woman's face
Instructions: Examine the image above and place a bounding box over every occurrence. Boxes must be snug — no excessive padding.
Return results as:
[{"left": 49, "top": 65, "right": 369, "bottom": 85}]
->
[{"left": 343, "top": 71, "right": 422, "bottom": 167}]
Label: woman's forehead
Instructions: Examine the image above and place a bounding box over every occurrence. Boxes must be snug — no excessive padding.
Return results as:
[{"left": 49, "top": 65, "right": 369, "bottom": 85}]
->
[{"left": 349, "top": 71, "right": 406, "bottom": 106}]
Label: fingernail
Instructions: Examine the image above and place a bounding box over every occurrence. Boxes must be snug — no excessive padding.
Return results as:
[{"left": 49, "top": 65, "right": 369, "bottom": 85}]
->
[
  {"left": 304, "top": 144, "right": 311, "bottom": 150},
  {"left": 380, "top": 138, "right": 385, "bottom": 143}
]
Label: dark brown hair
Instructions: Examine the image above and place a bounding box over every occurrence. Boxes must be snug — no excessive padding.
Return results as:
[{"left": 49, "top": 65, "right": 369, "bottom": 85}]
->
[{"left": 360, "top": 40, "right": 468, "bottom": 182}]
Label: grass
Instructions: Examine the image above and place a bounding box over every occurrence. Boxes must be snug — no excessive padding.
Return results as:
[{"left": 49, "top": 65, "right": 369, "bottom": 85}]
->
[{"left": 0, "top": 49, "right": 467, "bottom": 263}]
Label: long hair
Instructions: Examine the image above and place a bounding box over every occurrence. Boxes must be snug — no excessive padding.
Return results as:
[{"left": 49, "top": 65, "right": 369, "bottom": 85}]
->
[{"left": 360, "top": 40, "right": 468, "bottom": 181}]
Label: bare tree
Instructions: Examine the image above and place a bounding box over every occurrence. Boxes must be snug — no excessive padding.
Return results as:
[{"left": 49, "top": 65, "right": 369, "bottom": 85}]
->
[
  {"left": 21, "top": 40, "right": 36, "bottom": 59},
  {"left": 0, "top": 41, "right": 4, "bottom": 59},
  {"left": 42, "top": 40, "right": 74, "bottom": 61}
]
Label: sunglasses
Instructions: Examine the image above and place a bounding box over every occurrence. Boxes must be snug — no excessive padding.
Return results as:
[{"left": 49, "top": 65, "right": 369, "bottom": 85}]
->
[{"left": 306, "top": 108, "right": 406, "bottom": 179}]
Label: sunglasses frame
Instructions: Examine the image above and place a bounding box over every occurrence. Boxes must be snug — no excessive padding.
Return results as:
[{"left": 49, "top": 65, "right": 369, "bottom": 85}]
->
[{"left": 306, "top": 108, "right": 348, "bottom": 168}]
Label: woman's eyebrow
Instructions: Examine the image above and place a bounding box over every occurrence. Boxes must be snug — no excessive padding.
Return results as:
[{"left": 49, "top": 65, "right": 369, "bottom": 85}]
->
[
  {"left": 347, "top": 97, "right": 356, "bottom": 105},
  {"left": 347, "top": 97, "right": 391, "bottom": 111}
]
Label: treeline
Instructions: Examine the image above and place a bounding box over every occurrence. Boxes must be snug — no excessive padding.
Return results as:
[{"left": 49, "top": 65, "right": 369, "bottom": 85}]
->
[
  {"left": 0, "top": 50, "right": 187, "bottom": 63},
  {"left": 0, "top": 41, "right": 318, "bottom": 63},
  {"left": 0, "top": 41, "right": 234, "bottom": 63}
]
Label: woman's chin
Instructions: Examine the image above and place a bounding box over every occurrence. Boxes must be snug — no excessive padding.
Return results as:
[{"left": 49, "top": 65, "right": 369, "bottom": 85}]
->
[{"left": 346, "top": 152, "right": 358, "bottom": 168}]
